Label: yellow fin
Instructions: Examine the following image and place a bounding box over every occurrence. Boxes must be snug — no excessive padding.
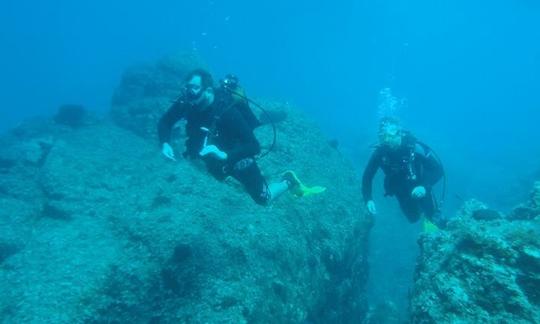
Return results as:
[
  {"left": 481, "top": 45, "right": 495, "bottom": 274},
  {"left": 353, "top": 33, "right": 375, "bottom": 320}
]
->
[
  {"left": 297, "top": 184, "right": 326, "bottom": 197},
  {"left": 423, "top": 218, "right": 439, "bottom": 233},
  {"left": 283, "top": 171, "right": 326, "bottom": 197}
]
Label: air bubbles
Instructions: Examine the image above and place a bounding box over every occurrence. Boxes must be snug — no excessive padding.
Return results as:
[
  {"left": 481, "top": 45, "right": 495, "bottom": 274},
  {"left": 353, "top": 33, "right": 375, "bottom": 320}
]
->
[{"left": 377, "top": 87, "right": 407, "bottom": 119}]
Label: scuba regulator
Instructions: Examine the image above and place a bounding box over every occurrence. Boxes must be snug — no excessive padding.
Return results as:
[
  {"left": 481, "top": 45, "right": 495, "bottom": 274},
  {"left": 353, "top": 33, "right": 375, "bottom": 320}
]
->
[{"left": 220, "top": 74, "right": 240, "bottom": 91}]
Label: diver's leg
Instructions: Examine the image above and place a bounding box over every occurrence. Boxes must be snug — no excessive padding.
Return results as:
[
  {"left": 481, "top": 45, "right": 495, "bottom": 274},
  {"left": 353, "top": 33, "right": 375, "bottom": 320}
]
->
[
  {"left": 265, "top": 169, "right": 305, "bottom": 201},
  {"left": 421, "top": 190, "right": 446, "bottom": 227},
  {"left": 230, "top": 158, "right": 272, "bottom": 205},
  {"left": 396, "top": 192, "right": 422, "bottom": 223},
  {"left": 421, "top": 190, "right": 437, "bottom": 220},
  {"left": 268, "top": 181, "right": 290, "bottom": 200},
  {"left": 205, "top": 158, "right": 227, "bottom": 180}
]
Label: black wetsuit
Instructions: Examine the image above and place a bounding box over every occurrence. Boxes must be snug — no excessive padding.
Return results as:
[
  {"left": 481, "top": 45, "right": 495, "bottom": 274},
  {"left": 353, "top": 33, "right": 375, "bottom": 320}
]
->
[
  {"left": 362, "top": 133, "right": 443, "bottom": 222},
  {"left": 158, "top": 88, "right": 270, "bottom": 205}
]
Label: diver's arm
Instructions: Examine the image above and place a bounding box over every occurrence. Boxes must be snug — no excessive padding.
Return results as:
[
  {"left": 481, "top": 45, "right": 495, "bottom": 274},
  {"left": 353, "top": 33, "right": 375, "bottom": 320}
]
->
[
  {"left": 362, "top": 150, "right": 381, "bottom": 202},
  {"left": 158, "top": 100, "right": 186, "bottom": 145}
]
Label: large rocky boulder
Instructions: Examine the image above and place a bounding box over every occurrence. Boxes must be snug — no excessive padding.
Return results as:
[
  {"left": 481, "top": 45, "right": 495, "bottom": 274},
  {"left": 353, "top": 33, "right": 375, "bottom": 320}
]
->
[
  {"left": 0, "top": 59, "right": 371, "bottom": 323},
  {"left": 411, "top": 183, "right": 540, "bottom": 323}
]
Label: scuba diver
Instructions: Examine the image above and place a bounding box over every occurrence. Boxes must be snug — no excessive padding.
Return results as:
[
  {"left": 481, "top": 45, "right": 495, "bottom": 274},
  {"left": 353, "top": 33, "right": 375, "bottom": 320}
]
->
[
  {"left": 158, "top": 68, "right": 317, "bottom": 205},
  {"left": 362, "top": 117, "right": 445, "bottom": 225}
]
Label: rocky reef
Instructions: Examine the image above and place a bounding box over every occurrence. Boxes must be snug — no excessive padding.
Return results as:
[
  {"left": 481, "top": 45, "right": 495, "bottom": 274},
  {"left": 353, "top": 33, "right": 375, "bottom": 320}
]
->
[
  {"left": 0, "top": 55, "right": 370, "bottom": 323},
  {"left": 54, "top": 104, "right": 89, "bottom": 128},
  {"left": 411, "top": 182, "right": 540, "bottom": 323}
]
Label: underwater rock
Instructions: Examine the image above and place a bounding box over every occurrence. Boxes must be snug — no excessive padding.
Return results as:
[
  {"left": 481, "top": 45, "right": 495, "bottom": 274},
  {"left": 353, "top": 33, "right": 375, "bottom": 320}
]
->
[
  {"left": 0, "top": 128, "right": 56, "bottom": 201},
  {"left": 508, "top": 206, "right": 538, "bottom": 221},
  {"left": 472, "top": 208, "right": 502, "bottom": 221},
  {"left": 9, "top": 117, "right": 55, "bottom": 139},
  {"left": 411, "top": 185, "right": 540, "bottom": 323},
  {"left": 0, "top": 134, "right": 54, "bottom": 168},
  {"left": 54, "top": 104, "right": 88, "bottom": 128},
  {"left": 328, "top": 139, "right": 340, "bottom": 150},
  {"left": 0, "top": 57, "right": 370, "bottom": 323},
  {"left": 258, "top": 109, "right": 288, "bottom": 125},
  {"left": 0, "top": 158, "right": 16, "bottom": 173},
  {"left": 9, "top": 116, "right": 84, "bottom": 141},
  {"left": 364, "top": 301, "right": 401, "bottom": 324},
  {"left": 41, "top": 202, "right": 72, "bottom": 221},
  {"left": 531, "top": 181, "right": 540, "bottom": 209},
  {"left": 508, "top": 182, "right": 540, "bottom": 221},
  {"left": 151, "top": 193, "right": 171, "bottom": 209},
  {"left": 455, "top": 198, "right": 488, "bottom": 219},
  {"left": 110, "top": 53, "right": 206, "bottom": 138},
  {"left": 0, "top": 242, "right": 19, "bottom": 265},
  {"left": 172, "top": 243, "right": 193, "bottom": 263}
]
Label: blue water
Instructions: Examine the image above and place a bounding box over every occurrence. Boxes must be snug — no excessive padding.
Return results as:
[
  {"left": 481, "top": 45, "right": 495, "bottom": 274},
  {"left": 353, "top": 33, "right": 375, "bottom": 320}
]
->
[{"left": 2, "top": 0, "right": 540, "bottom": 318}]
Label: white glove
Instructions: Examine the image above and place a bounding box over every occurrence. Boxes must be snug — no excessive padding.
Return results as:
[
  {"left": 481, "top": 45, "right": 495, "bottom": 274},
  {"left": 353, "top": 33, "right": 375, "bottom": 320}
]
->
[
  {"left": 411, "top": 186, "right": 426, "bottom": 199},
  {"left": 366, "top": 200, "right": 377, "bottom": 214},
  {"left": 199, "top": 144, "right": 228, "bottom": 160},
  {"left": 162, "top": 143, "right": 176, "bottom": 161}
]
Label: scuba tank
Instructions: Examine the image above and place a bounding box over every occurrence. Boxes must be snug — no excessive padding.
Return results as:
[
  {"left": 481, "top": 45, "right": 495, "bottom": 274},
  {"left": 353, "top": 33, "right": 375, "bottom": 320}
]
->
[
  {"left": 220, "top": 74, "right": 277, "bottom": 159},
  {"left": 416, "top": 140, "right": 447, "bottom": 209},
  {"left": 220, "top": 74, "right": 260, "bottom": 130}
]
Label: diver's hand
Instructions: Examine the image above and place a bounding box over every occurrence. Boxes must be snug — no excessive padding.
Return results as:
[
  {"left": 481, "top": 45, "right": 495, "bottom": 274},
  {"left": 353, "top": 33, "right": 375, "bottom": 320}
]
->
[
  {"left": 199, "top": 145, "right": 228, "bottom": 160},
  {"left": 162, "top": 143, "right": 176, "bottom": 161},
  {"left": 366, "top": 200, "right": 377, "bottom": 214},
  {"left": 411, "top": 186, "right": 426, "bottom": 199}
]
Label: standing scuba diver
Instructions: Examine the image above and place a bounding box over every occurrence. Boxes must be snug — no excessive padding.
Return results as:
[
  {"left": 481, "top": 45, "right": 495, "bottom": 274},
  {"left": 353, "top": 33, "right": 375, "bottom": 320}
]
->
[
  {"left": 362, "top": 117, "right": 445, "bottom": 225},
  {"left": 157, "top": 69, "right": 321, "bottom": 205}
]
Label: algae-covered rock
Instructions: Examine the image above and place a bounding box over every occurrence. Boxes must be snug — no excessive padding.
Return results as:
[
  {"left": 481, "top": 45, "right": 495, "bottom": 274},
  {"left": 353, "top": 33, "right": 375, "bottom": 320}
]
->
[
  {"left": 411, "top": 189, "right": 540, "bottom": 323},
  {"left": 0, "top": 58, "right": 370, "bottom": 323},
  {"left": 455, "top": 198, "right": 488, "bottom": 219},
  {"left": 364, "top": 301, "right": 402, "bottom": 324},
  {"left": 530, "top": 181, "right": 540, "bottom": 209},
  {"left": 472, "top": 208, "right": 503, "bottom": 221},
  {"left": 508, "top": 181, "right": 540, "bottom": 221},
  {"left": 54, "top": 104, "right": 88, "bottom": 128}
]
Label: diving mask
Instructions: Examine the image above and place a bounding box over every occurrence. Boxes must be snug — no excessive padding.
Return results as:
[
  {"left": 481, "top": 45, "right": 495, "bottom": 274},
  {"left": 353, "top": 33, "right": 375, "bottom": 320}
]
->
[{"left": 379, "top": 123, "right": 402, "bottom": 147}]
